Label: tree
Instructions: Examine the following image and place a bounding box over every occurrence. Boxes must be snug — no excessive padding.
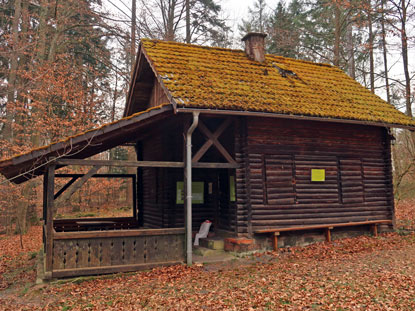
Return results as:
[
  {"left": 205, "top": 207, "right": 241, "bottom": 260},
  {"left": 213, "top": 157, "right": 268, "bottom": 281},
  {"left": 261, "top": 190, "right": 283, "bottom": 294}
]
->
[
  {"left": 387, "top": 0, "right": 414, "bottom": 117},
  {"left": 0, "top": 0, "right": 115, "bottom": 233},
  {"left": 138, "top": 0, "right": 229, "bottom": 45},
  {"left": 239, "top": 0, "right": 268, "bottom": 34},
  {"left": 267, "top": 0, "right": 305, "bottom": 58}
]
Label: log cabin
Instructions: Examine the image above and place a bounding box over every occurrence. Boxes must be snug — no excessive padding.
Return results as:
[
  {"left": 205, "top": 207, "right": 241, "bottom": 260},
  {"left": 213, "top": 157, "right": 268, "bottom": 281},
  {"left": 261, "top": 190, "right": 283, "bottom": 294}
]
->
[{"left": 1, "top": 33, "right": 414, "bottom": 278}]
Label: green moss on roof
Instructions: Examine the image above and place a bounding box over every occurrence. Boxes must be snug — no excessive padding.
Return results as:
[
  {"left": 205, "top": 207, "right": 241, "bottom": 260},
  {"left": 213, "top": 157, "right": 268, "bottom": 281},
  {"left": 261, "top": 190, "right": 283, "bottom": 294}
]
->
[{"left": 142, "top": 38, "right": 415, "bottom": 127}]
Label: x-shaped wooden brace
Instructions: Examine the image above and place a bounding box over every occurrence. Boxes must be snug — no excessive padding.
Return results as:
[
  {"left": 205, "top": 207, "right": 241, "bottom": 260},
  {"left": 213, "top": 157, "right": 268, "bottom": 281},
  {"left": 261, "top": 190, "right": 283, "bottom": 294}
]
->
[{"left": 192, "top": 118, "right": 236, "bottom": 164}]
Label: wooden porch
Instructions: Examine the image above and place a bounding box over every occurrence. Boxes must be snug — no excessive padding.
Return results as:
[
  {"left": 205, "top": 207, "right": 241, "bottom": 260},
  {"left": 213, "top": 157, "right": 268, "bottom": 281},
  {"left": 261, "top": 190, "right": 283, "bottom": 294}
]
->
[
  {"left": 47, "top": 225, "right": 185, "bottom": 278},
  {"left": 41, "top": 114, "right": 238, "bottom": 278}
]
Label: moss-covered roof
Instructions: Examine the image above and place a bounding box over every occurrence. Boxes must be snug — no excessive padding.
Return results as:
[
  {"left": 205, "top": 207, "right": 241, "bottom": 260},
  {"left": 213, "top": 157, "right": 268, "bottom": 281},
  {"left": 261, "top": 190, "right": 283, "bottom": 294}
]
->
[{"left": 142, "top": 39, "right": 415, "bottom": 127}]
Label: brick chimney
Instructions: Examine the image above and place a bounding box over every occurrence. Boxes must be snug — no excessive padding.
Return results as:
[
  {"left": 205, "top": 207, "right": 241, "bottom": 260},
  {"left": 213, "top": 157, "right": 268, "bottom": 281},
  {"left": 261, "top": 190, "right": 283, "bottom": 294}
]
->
[{"left": 242, "top": 32, "right": 267, "bottom": 62}]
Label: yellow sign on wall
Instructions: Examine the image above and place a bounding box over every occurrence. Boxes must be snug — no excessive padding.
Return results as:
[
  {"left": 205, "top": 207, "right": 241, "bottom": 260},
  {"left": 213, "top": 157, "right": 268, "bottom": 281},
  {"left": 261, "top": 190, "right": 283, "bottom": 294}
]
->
[{"left": 311, "top": 169, "right": 325, "bottom": 182}]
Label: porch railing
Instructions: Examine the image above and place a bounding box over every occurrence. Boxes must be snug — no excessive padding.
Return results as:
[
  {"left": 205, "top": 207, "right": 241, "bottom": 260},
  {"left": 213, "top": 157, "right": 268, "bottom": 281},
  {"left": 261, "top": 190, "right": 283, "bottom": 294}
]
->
[{"left": 47, "top": 227, "right": 185, "bottom": 278}]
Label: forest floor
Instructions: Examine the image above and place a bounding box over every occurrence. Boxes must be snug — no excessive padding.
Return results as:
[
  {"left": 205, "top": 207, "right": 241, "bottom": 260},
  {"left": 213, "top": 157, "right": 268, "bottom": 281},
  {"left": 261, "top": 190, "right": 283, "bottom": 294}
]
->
[{"left": 2, "top": 200, "right": 415, "bottom": 310}]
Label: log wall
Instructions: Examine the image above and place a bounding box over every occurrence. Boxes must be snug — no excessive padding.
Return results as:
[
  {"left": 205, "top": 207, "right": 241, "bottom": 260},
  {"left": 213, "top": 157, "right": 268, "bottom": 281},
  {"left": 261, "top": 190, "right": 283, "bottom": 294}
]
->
[
  {"left": 139, "top": 116, "right": 236, "bottom": 232},
  {"left": 238, "top": 117, "right": 394, "bottom": 234}
]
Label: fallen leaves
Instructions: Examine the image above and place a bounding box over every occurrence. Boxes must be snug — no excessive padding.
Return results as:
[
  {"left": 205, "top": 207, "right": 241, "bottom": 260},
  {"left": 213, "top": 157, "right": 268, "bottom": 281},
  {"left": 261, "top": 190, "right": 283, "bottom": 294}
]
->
[
  {"left": 0, "top": 226, "right": 42, "bottom": 291},
  {"left": 1, "top": 200, "right": 415, "bottom": 310}
]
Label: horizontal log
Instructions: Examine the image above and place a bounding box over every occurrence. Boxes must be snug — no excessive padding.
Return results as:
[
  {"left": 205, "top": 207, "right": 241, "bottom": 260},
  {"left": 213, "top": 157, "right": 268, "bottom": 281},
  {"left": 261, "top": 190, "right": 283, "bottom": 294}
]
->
[
  {"left": 251, "top": 206, "right": 390, "bottom": 214},
  {"left": 55, "top": 174, "right": 136, "bottom": 178},
  {"left": 251, "top": 210, "right": 389, "bottom": 221},
  {"left": 296, "top": 193, "right": 338, "bottom": 199},
  {"left": 267, "top": 198, "right": 295, "bottom": 205},
  {"left": 296, "top": 198, "right": 339, "bottom": 204},
  {"left": 57, "top": 159, "right": 238, "bottom": 169}
]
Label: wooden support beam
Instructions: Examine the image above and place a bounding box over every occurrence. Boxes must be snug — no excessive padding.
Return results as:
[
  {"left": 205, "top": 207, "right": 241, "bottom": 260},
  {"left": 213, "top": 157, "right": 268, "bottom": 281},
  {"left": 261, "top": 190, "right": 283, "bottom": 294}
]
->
[
  {"left": 54, "top": 177, "right": 79, "bottom": 200},
  {"left": 325, "top": 227, "right": 333, "bottom": 242},
  {"left": 55, "top": 174, "right": 136, "bottom": 178},
  {"left": 132, "top": 175, "right": 137, "bottom": 221},
  {"left": 273, "top": 232, "right": 280, "bottom": 251},
  {"left": 193, "top": 162, "right": 238, "bottom": 169},
  {"left": 371, "top": 224, "right": 378, "bottom": 237},
  {"left": 57, "top": 166, "right": 101, "bottom": 203},
  {"left": 56, "top": 158, "right": 239, "bottom": 169},
  {"left": 45, "top": 165, "right": 55, "bottom": 277},
  {"left": 57, "top": 159, "right": 184, "bottom": 167},
  {"left": 192, "top": 119, "right": 236, "bottom": 164}
]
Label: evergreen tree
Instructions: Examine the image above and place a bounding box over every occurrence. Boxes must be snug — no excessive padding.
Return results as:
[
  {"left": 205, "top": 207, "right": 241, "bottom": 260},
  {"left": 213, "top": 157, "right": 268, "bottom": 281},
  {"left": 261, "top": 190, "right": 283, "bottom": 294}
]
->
[
  {"left": 138, "top": 0, "right": 229, "bottom": 46},
  {"left": 239, "top": 0, "right": 269, "bottom": 34},
  {"left": 267, "top": 0, "right": 305, "bottom": 58}
]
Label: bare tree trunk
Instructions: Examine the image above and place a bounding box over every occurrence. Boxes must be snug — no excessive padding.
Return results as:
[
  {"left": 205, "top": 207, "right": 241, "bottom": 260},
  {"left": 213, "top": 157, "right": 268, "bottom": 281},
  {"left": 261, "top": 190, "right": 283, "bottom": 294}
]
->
[
  {"left": 367, "top": 0, "right": 375, "bottom": 93},
  {"left": 400, "top": 0, "right": 411, "bottom": 117},
  {"left": 381, "top": 0, "right": 391, "bottom": 104},
  {"left": 5, "top": 0, "right": 23, "bottom": 143},
  {"left": 131, "top": 0, "right": 137, "bottom": 67},
  {"left": 333, "top": 3, "right": 341, "bottom": 67},
  {"left": 346, "top": 21, "right": 355, "bottom": 79},
  {"left": 166, "top": 0, "right": 175, "bottom": 40},
  {"left": 186, "top": 0, "right": 190, "bottom": 43},
  {"left": 112, "top": 72, "right": 118, "bottom": 123},
  {"left": 37, "top": 0, "right": 49, "bottom": 64}
]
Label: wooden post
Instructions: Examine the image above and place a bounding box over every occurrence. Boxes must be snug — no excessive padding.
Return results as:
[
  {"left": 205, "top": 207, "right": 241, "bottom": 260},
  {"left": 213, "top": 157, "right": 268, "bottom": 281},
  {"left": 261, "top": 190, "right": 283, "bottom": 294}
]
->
[
  {"left": 273, "top": 232, "right": 280, "bottom": 250},
  {"left": 42, "top": 171, "right": 48, "bottom": 246},
  {"left": 45, "top": 164, "right": 55, "bottom": 279},
  {"left": 132, "top": 175, "right": 137, "bottom": 221},
  {"left": 135, "top": 142, "right": 144, "bottom": 227},
  {"left": 371, "top": 224, "right": 378, "bottom": 237},
  {"left": 325, "top": 227, "right": 333, "bottom": 242}
]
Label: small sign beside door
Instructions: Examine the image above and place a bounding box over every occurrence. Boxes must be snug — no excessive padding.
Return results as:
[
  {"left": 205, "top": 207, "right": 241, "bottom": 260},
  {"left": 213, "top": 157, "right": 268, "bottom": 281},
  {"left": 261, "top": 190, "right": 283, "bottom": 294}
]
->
[{"left": 176, "top": 181, "right": 204, "bottom": 204}]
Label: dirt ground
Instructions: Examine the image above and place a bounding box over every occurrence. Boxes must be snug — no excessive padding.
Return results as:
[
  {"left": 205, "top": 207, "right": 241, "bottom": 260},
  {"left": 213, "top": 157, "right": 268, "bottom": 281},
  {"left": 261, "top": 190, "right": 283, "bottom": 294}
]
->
[{"left": 2, "top": 200, "right": 415, "bottom": 310}]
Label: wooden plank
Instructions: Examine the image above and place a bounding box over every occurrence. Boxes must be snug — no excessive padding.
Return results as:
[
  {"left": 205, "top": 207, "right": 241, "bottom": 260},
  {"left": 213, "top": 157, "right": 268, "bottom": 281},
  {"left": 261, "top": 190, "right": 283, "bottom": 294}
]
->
[
  {"left": 53, "top": 228, "right": 185, "bottom": 240},
  {"left": 89, "top": 239, "right": 101, "bottom": 267},
  {"left": 76, "top": 240, "right": 89, "bottom": 268},
  {"left": 195, "top": 120, "right": 236, "bottom": 164},
  {"left": 45, "top": 165, "right": 55, "bottom": 275},
  {"left": 55, "top": 174, "right": 136, "bottom": 178},
  {"left": 64, "top": 240, "right": 77, "bottom": 269},
  {"left": 192, "top": 118, "right": 232, "bottom": 162},
  {"left": 123, "top": 237, "right": 135, "bottom": 264},
  {"left": 56, "top": 158, "right": 238, "bottom": 169},
  {"left": 54, "top": 177, "right": 79, "bottom": 200},
  {"left": 111, "top": 238, "right": 123, "bottom": 266},
  {"left": 192, "top": 162, "right": 239, "bottom": 169},
  {"left": 100, "top": 239, "right": 112, "bottom": 266},
  {"left": 58, "top": 158, "right": 184, "bottom": 167},
  {"left": 52, "top": 240, "right": 65, "bottom": 270},
  {"left": 255, "top": 220, "right": 392, "bottom": 233}
]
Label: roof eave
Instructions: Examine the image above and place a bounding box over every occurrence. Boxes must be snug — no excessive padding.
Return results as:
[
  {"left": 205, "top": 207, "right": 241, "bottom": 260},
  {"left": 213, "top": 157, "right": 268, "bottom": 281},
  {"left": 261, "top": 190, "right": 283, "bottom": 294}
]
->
[
  {"left": 0, "top": 105, "right": 173, "bottom": 184},
  {"left": 176, "top": 107, "right": 415, "bottom": 130}
]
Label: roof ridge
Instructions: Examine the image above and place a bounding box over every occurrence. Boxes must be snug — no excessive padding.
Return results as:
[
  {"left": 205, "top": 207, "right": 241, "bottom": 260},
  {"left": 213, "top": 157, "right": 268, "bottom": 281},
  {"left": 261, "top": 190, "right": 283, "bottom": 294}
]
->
[{"left": 141, "top": 38, "right": 334, "bottom": 68}]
